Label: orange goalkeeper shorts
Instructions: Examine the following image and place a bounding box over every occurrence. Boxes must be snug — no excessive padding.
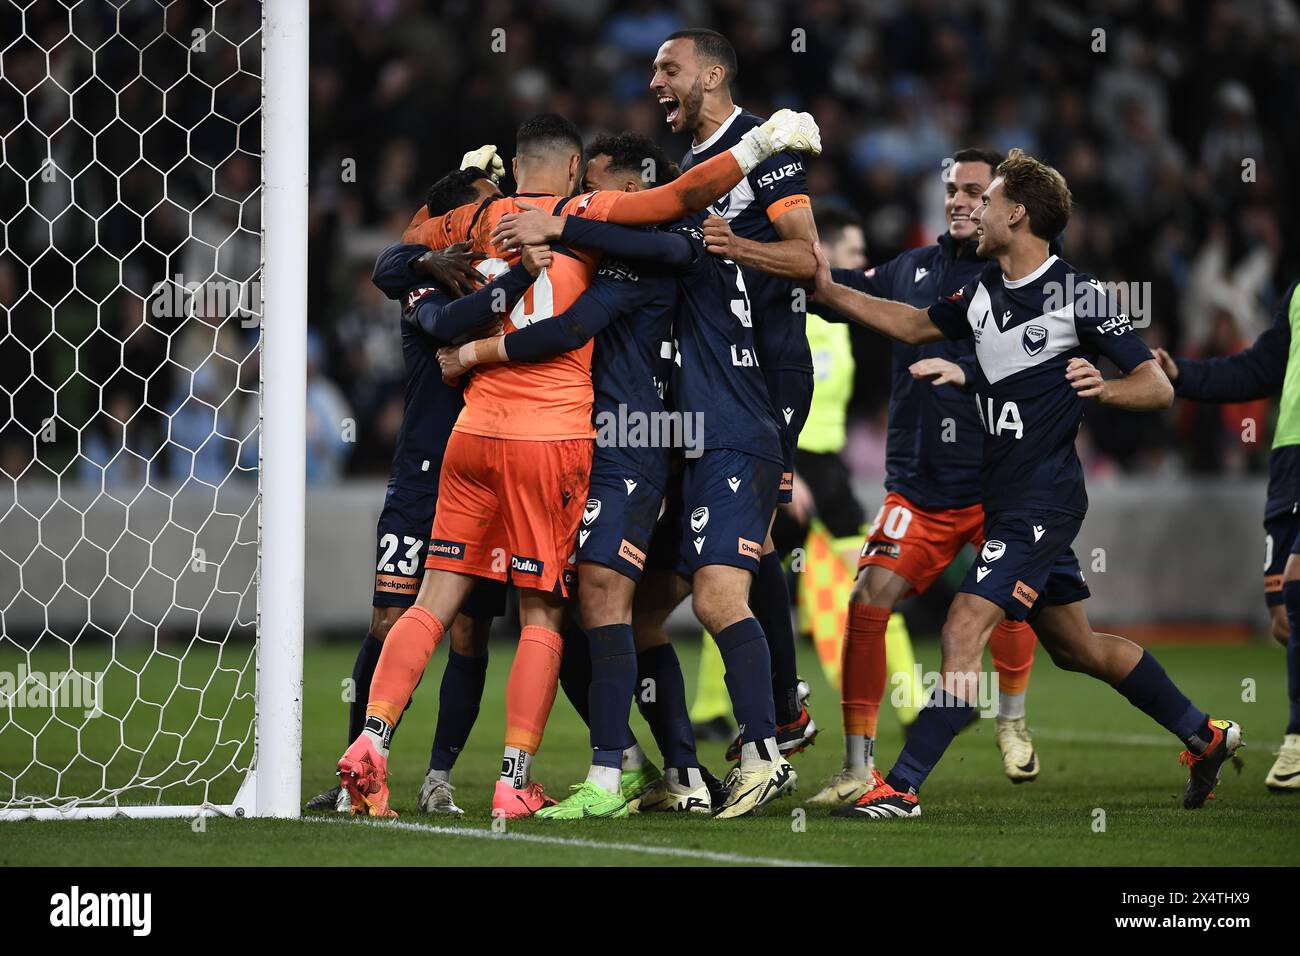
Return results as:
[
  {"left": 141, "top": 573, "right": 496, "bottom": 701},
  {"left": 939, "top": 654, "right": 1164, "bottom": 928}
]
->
[
  {"left": 857, "top": 490, "right": 987, "bottom": 597},
  {"left": 426, "top": 431, "right": 592, "bottom": 597}
]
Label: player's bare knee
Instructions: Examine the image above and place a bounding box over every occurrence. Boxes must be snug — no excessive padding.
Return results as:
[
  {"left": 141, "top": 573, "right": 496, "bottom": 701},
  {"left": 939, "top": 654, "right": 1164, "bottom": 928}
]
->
[
  {"left": 691, "top": 587, "right": 748, "bottom": 637},
  {"left": 370, "top": 606, "right": 404, "bottom": 641},
  {"left": 448, "top": 613, "right": 489, "bottom": 656},
  {"left": 577, "top": 564, "right": 633, "bottom": 630},
  {"left": 1271, "top": 608, "right": 1290, "bottom": 647}
]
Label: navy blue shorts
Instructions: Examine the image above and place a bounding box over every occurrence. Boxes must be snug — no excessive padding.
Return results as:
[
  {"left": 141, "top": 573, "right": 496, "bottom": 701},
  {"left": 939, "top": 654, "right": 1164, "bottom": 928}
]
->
[
  {"left": 764, "top": 369, "right": 813, "bottom": 504},
  {"left": 373, "top": 483, "right": 507, "bottom": 618},
  {"left": 1263, "top": 510, "right": 1300, "bottom": 607},
  {"left": 576, "top": 462, "right": 664, "bottom": 584},
  {"left": 649, "top": 449, "right": 782, "bottom": 578},
  {"left": 958, "top": 509, "right": 1091, "bottom": 621}
]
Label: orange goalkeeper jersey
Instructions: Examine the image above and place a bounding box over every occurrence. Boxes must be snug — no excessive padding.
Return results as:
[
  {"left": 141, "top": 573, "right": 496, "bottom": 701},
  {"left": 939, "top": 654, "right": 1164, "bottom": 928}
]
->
[
  {"left": 402, "top": 151, "right": 748, "bottom": 440},
  {"left": 405, "top": 194, "right": 599, "bottom": 441}
]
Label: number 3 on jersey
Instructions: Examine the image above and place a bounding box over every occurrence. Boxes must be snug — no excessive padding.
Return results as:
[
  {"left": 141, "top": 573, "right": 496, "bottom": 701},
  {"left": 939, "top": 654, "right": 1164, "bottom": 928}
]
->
[
  {"left": 727, "top": 262, "right": 752, "bottom": 328},
  {"left": 377, "top": 533, "right": 422, "bottom": 576}
]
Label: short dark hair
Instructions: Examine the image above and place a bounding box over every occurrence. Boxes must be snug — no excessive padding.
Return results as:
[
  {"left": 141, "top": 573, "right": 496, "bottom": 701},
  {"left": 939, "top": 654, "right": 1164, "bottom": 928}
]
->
[
  {"left": 951, "top": 147, "right": 1004, "bottom": 171},
  {"left": 666, "top": 28, "right": 738, "bottom": 85},
  {"left": 815, "top": 206, "right": 863, "bottom": 246},
  {"left": 996, "top": 148, "right": 1072, "bottom": 240},
  {"left": 586, "top": 132, "right": 680, "bottom": 186},
  {"left": 516, "top": 112, "right": 584, "bottom": 157},
  {"left": 425, "top": 167, "right": 490, "bottom": 216}
]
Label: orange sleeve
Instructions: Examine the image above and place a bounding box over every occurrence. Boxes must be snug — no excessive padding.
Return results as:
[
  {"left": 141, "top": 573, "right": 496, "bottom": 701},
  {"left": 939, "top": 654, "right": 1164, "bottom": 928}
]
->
[
  {"left": 584, "top": 151, "right": 745, "bottom": 226},
  {"left": 402, "top": 202, "right": 476, "bottom": 248}
]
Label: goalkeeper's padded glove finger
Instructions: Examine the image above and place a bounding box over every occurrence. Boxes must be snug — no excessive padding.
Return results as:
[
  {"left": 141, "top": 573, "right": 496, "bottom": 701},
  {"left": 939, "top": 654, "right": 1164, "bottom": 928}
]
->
[
  {"left": 460, "top": 144, "right": 506, "bottom": 183},
  {"left": 730, "top": 109, "right": 822, "bottom": 174}
]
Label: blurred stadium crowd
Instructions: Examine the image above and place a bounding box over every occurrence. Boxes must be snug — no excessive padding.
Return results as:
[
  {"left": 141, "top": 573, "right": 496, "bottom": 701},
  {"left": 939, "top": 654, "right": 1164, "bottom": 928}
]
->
[{"left": 2, "top": 0, "right": 1298, "bottom": 489}]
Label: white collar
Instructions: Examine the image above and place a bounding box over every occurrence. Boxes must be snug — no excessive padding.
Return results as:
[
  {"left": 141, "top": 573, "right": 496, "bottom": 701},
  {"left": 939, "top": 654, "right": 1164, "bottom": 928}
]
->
[
  {"left": 1002, "top": 254, "right": 1057, "bottom": 289},
  {"left": 692, "top": 105, "right": 743, "bottom": 154}
]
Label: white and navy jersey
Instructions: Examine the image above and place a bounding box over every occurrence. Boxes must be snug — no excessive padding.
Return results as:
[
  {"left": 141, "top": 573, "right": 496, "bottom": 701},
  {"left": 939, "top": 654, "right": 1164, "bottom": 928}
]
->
[
  {"left": 927, "top": 255, "right": 1154, "bottom": 516},
  {"left": 667, "top": 213, "right": 783, "bottom": 464},
  {"left": 678, "top": 106, "right": 813, "bottom": 374}
]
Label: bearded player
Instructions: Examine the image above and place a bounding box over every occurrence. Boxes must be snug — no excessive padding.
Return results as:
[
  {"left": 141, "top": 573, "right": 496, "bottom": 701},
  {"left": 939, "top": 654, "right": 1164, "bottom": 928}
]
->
[{"left": 337, "top": 109, "right": 822, "bottom": 818}]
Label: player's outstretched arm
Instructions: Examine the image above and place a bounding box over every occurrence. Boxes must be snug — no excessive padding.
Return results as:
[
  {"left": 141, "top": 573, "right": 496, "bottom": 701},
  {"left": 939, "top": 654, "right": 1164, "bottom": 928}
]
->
[
  {"left": 437, "top": 281, "right": 618, "bottom": 380},
  {"left": 702, "top": 210, "right": 817, "bottom": 280},
  {"left": 810, "top": 242, "right": 943, "bottom": 344},
  {"left": 1152, "top": 292, "right": 1291, "bottom": 403},
  {"left": 1067, "top": 356, "right": 1173, "bottom": 410},
  {"left": 489, "top": 205, "right": 696, "bottom": 267},
  {"left": 495, "top": 110, "right": 821, "bottom": 238}
]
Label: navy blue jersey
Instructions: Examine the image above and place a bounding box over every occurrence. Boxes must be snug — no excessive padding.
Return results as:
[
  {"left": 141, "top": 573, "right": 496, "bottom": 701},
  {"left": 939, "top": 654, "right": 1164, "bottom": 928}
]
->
[
  {"left": 927, "top": 255, "right": 1154, "bottom": 516},
  {"left": 583, "top": 256, "right": 678, "bottom": 492},
  {"left": 668, "top": 214, "right": 783, "bottom": 464},
  {"left": 836, "top": 233, "right": 985, "bottom": 509},
  {"left": 679, "top": 107, "right": 813, "bottom": 374},
  {"left": 371, "top": 244, "right": 468, "bottom": 493}
]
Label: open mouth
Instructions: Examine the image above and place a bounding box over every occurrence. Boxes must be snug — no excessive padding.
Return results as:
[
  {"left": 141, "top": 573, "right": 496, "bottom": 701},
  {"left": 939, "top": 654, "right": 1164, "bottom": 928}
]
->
[{"left": 658, "top": 94, "right": 681, "bottom": 126}]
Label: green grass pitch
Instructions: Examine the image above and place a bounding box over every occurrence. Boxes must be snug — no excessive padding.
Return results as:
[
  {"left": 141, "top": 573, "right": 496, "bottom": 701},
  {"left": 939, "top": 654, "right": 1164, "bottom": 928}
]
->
[{"left": 2, "top": 636, "right": 1297, "bottom": 866}]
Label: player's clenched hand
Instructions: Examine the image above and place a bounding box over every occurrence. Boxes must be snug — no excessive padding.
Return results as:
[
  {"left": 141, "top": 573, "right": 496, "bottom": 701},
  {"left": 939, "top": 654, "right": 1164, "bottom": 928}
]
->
[
  {"left": 702, "top": 215, "right": 737, "bottom": 257},
  {"left": 909, "top": 357, "right": 966, "bottom": 387},
  {"left": 491, "top": 202, "right": 563, "bottom": 250},
  {"left": 521, "top": 243, "right": 552, "bottom": 277},
  {"left": 460, "top": 144, "right": 506, "bottom": 184},
  {"left": 416, "top": 242, "right": 481, "bottom": 297},
  {"left": 1152, "top": 347, "right": 1179, "bottom": 382},
  {"left": 436, "top": 345, "right": 467, "bottom": 386},
  {"left": 1066, "top": 356, "right": 1106, "bottom": 400}
]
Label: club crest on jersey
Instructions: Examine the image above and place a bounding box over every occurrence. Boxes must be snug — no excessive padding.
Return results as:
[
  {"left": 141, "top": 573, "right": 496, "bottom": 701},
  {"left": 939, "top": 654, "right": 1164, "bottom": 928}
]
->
[
  {"left": 1022, "top": 324, "right": 1048, "bottom": 356},
  {"left": 690, "top": 507, "right": 710, "bottom": 533},
  {"left": 980, "top": 539, "right": 1006, "bottom": 563},
  {"left": 583, "top": 499, "right": 601, "bottom": 525}
]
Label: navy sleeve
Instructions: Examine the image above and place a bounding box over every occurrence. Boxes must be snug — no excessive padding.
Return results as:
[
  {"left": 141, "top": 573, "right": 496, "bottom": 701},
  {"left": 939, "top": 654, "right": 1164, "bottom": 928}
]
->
[
  {"left": 748, "top": 151, "right": 808, "bottom": 211},
  {"left": 372, "top": 242, "right": 431, "bottom": 299},
  {"left": 560, "top": 217, "right": 696, "bottom": 267},
  {"left": 1175, "top": 282, "right": 1294, "bottom": 402},
  {"left": 412, "top": 263, "right": 533, "bottom": 343},
  {"left": 926, "top": 282, "right": 977, "bottom": 340},
  {"left": 1073, "top": 279, "right": 1153, "bottom": 373},
  {"left": 834, "top": 255, "right": 897, "bottom": 298},
  {"left": 952, "top": 350, "right": 979, "bottom": 391},
  {"left": 504, "top": 278, "right": 623, "bottom": 362}
]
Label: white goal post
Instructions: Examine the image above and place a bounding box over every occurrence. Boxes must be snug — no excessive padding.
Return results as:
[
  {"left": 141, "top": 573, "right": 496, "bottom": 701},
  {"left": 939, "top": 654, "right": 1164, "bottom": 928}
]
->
[{"left": 0, "top": 0, "right": 305, "bottom": 820}]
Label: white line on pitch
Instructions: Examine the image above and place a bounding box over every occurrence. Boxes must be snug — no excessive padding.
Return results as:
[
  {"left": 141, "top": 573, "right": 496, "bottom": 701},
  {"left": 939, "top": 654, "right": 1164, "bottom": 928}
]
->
[{"left": 304, "top": 814, "right": 841, "bottom": 867}]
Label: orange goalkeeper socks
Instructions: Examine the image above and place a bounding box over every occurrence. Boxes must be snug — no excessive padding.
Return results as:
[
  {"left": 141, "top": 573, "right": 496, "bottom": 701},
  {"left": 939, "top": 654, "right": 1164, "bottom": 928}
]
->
[
  {"left": 989, "top": 618, "right": 1036, "bottom": 697},
  {"left": 366, "top": 605, "right": 445, "bottom": 728},
  {"left": 841, "top": 603, "right": 892, "bottom": 741},
  {"left": 503, "top": 625, "right": 564, "bottom": 757}
]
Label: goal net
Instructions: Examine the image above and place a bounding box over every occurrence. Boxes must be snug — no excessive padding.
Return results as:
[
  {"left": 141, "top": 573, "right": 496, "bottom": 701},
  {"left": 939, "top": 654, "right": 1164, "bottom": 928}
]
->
[{"left": 0, "top": 0, "right": 305, "bottom": 820}]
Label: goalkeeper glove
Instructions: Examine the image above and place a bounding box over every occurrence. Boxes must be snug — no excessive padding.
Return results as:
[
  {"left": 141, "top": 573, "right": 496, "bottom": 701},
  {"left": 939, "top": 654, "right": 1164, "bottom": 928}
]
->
[
  {"left": 461, "top": 144, "right": 506, "bottom": 184},
  {"left": 730, "top": 109, "right": 822, "bottom": 174}
]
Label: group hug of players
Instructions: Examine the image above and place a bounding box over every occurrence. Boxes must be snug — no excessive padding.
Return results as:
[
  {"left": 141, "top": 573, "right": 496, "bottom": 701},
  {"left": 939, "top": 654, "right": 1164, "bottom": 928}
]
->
[{"left": 312, "top": 28, "right": 1300, "bottom": 824}]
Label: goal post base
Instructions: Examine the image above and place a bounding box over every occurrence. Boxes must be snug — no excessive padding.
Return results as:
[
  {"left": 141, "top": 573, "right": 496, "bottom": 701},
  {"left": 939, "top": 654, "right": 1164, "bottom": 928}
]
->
[{"left": 0, "top": 803, "right": 246, "bottom": 823}]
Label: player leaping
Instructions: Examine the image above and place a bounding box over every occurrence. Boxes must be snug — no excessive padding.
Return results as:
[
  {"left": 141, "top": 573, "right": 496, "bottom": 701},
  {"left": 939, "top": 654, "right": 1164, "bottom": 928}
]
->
[
  {"left": 337, "top": 109, "right": 822, "bottom": 818},
  {"left": 809, "top": 149, "right": 1242, "bottom": 819}
]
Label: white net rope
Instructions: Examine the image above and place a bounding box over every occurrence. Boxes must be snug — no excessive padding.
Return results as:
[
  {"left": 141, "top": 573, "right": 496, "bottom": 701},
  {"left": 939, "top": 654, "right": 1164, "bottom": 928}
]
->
[{"left": 0, "top": 0, "right": 263, "bottom": 813}]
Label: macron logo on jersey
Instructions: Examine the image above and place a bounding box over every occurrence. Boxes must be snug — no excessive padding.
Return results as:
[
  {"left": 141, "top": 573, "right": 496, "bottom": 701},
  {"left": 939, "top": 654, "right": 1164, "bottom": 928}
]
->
[{"left": 914, "top": 267, "right": 929, "bottom": 283}]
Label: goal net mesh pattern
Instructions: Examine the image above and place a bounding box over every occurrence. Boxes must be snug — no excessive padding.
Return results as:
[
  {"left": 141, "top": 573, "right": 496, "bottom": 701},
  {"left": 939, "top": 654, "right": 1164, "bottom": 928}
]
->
[{"left": 0, "top": 0, "right": 263, "bottom": 815}]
